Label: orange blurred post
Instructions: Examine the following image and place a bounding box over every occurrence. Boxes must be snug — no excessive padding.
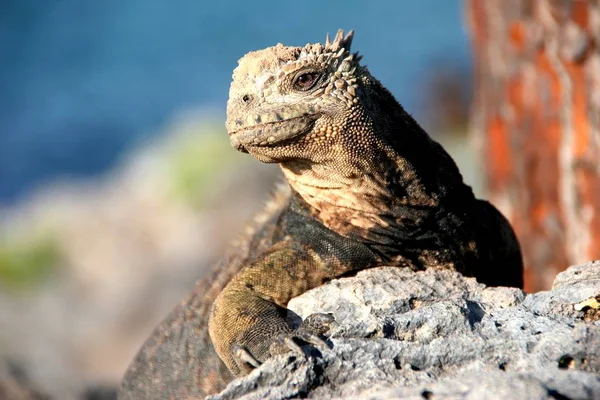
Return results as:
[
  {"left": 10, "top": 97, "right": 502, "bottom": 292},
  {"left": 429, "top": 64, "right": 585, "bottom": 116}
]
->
[{"left": 465, "top": 0, "right": 600, "bottom": 291}]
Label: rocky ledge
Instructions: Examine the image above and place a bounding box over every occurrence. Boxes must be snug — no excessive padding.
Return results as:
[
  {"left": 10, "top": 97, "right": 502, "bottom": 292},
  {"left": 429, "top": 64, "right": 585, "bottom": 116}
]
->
[{"left": 211, "top": 261, "right": 600, "bottom": 400}]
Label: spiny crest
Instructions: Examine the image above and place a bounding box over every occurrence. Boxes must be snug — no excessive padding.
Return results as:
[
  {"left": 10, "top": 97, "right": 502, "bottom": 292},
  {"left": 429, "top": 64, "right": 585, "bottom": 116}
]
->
[
  {"left": 298, "top": 29, "right": 362, "bottom": 74},
  {"left": 325, "top": 29, "right": 354, "bottom": 53}
]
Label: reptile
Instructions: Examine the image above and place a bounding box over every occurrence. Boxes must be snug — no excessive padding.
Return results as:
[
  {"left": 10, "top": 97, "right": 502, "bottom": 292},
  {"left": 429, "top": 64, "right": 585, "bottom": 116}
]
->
[{"left": 119, "top": 30, "right": 523, "bottom": 399}]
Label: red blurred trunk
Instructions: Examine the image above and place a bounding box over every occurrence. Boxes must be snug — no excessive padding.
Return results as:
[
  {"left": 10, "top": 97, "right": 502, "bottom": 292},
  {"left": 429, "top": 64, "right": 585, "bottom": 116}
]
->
[{"left": 465, "top": 0, "right": 600, "bottom": 291}]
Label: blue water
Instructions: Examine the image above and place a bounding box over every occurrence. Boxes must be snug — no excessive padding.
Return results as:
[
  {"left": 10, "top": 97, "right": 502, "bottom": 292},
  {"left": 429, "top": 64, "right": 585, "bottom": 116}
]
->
[{"left": 0, "top": 0, "right": 469, "bottom": 202}]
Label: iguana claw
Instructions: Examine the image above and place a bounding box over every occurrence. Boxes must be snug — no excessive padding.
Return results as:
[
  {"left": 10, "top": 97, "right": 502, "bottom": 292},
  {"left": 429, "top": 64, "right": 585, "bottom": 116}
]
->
[
  {"left": 269, "top": 312, "right": 335, "bottom": 357},
  {"left": 232, "top": 344, "right": 262, "bottom": 369}
]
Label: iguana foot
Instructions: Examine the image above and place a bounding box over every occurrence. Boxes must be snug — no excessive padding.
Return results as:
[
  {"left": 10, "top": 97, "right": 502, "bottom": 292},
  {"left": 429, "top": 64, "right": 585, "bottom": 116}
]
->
[{"left": 231, "top": 313, "right": 335, "bottom": 372}]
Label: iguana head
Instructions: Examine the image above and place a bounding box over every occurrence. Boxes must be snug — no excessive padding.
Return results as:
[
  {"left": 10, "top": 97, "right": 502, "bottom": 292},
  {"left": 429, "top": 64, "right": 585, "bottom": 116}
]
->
[
  {"left": 226, "top": 30, "right": 468, "bottom": 244},
  {"left": 226, "top": 30, "right": 372, "bottom": 164}
]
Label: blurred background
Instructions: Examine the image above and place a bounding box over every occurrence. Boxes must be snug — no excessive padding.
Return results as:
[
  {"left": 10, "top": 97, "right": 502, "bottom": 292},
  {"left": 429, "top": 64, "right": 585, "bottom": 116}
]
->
[{"left": 0, "top": 1, "right": 474, "bottom": 398}]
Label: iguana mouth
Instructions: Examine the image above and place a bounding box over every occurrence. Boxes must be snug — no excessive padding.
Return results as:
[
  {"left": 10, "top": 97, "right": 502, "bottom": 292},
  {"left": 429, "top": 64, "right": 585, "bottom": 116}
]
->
[{"left": 228, "top": 115, "right": 315, "bottom": 150}]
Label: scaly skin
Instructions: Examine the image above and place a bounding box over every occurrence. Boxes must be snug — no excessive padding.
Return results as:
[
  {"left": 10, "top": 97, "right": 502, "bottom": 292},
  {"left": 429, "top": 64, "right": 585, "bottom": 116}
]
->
[{"left": 119, "top": 30, "right": 523, "bottom": 399}]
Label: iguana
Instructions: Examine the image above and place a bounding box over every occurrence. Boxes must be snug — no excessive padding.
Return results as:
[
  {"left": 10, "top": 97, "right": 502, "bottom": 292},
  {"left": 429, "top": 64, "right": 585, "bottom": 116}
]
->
[{"left": 119, "top": 30, "right": 523, "bottom": 399}]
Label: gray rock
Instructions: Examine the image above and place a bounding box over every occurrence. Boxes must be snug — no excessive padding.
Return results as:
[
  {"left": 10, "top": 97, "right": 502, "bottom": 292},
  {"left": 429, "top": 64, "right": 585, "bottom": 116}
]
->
[{"left": 210, "top": 262, "right": 600, "bottom": 400}]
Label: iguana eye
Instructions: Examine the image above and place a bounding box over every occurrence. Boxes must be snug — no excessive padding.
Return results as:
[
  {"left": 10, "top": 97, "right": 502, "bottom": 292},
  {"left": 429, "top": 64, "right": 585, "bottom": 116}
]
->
[{"left": 293, "top": 72, "right": 320, "bottom": 91}]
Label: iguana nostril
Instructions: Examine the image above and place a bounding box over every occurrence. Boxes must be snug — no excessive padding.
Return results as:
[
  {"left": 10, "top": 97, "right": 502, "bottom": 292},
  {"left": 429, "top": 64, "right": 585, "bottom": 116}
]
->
[{"left": 242, "top": 94, "right": 253, "bottom": 104}]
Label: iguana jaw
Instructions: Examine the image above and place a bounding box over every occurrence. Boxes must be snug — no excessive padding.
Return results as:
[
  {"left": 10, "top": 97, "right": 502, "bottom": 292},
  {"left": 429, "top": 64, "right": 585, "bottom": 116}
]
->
[{"left": 228, "top": 114, "right": 316, "bottom": 152}]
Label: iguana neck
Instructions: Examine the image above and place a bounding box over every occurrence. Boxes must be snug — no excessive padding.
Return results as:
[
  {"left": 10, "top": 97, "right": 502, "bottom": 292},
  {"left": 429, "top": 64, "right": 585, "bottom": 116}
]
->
[{"left": 280, "top": 81, "right": 472, "bottom": 250}]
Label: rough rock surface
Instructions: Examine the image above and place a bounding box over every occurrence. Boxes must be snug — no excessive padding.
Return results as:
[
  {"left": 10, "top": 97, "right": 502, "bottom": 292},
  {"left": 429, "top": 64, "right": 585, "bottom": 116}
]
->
[{"left": 210, "top": 262, "right": 600, "bottom": 400}]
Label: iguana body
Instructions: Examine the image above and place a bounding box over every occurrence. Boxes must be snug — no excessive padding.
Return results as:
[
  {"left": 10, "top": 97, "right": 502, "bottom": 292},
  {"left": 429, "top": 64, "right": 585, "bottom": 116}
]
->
[{"left": 119, "top": 30, "right": 523, "bottom": 399}]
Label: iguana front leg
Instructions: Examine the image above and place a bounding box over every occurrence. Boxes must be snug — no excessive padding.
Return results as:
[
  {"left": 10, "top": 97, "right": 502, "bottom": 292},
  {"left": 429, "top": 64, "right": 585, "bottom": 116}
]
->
[{"left": 208, "top": 244, "right": 337, "bottom": 376}]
